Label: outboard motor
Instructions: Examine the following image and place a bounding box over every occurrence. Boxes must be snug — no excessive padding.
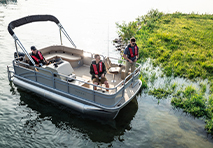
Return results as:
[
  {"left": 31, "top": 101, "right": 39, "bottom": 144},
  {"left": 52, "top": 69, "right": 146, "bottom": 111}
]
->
[{"left": 14, "top": 52, "right": 25, "bottom": 61}]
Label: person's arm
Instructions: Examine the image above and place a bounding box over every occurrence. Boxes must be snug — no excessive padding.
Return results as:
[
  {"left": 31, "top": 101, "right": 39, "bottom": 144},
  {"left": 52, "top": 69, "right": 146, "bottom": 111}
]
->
[
  {"left": 123, "top": 54, "right": 133, "bottom": 63},
  {"left": 90, "top": 64, "right": 94, "bottom": 75},
  {"left": 102, "top": 63, "right": 107, "bottom": 77},
  {"left": 134, "top": 46, "right": 139, "bottom": 62}
]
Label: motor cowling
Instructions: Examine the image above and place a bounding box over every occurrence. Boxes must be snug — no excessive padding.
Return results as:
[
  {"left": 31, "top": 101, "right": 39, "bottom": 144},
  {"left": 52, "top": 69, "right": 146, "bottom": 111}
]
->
[{"left": 14, "top": 52, "right": 25, "bottom": 59}]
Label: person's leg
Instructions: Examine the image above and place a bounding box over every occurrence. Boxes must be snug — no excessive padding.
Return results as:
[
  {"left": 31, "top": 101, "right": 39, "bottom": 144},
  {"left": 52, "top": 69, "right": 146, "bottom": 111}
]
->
[
  {"left": 101, "top": 77, "right": 109, "bottom": 92},
  {"left": 130, "top": 62, "right": 136, "bottom": 73},
  {"left": 130, "top": 62, "right": 136, "bottom": 84},
  {"left": 125, "top": 61, "right": 131, "bottom": 78},
  {"left": 92, "top": 78, "right": 99, "bottom": 90},
  {"left": 104, "top": 81, "right": 109, "bottom": 92}
]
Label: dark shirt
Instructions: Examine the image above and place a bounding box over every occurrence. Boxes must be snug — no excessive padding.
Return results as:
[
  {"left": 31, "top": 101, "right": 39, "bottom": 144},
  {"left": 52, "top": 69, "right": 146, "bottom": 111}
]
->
[
  {"left": 90, "top": 60, "right": 106, "bottom": 79},
  {"left": 124, "top": 44, "right": 139, "bottom": 62}
]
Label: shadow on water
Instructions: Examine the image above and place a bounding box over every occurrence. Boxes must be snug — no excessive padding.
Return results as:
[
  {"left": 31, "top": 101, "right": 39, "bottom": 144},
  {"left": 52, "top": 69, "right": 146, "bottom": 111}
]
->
[{"left": 15, "top": 86, "right": 138, "bottom": 143}]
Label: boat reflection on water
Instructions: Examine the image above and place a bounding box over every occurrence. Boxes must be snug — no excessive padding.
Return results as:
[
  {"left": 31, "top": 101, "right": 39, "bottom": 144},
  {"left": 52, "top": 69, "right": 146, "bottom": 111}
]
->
[{"left": 15, "top": 86, "right": 139, "bottom": 143}]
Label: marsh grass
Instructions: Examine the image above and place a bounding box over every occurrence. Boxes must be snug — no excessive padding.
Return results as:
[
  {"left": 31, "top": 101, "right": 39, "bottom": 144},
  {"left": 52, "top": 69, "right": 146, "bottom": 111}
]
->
[
  {"left": 117, "top": 9, "right": 213, "bottom": 134},
  {"left": 148, "top": 87, "right": 172, "bottom": 99},
  {"left": 117, "top": 9, "right": 213, "bottom": 80},
  {"left": 171, "top": 85, "right": 213, "bottom": 134}
]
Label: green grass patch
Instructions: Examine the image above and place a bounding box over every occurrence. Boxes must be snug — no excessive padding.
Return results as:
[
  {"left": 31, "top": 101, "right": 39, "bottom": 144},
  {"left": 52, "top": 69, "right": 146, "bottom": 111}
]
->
[
  {"left": 116, "top": 9, "right": 213, "bottom": 135},
  {"left": 116, "top": 9, "right": 213, "bottom": 80}
]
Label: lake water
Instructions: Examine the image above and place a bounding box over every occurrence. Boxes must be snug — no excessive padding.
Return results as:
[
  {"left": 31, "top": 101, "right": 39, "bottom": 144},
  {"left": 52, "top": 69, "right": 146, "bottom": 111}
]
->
[{"left": 1, "top": 0, "right": 213, "bottom": 147}]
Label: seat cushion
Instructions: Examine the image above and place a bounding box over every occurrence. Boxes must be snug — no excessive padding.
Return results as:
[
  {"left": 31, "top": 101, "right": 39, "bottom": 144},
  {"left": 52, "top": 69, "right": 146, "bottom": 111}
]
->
[{"left": 109, "top": 67, "right": 121, "bottom": 73}]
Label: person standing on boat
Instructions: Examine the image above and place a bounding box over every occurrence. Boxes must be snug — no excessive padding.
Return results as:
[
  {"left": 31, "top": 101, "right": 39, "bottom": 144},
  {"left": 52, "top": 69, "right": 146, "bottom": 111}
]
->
[
  {"left": 123, "top": 37, "right": 139, "bottom": 78},
  {"left": 30, "top": 46, "right": 49, "bottom": 66},
  {"left": 90, "top": 54, "right": 109, "bottom": 92}
]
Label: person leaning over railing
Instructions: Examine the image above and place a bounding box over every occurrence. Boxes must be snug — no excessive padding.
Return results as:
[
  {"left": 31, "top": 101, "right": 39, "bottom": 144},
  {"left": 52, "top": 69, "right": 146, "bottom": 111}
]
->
[
  {"left": 90, "top": 54, "right": 109, "bottom": 92},
  {"left": 123, "top": 37, "right": 139, "bottom": 78},
  {"left": 29, "top": 46, "right": 49, "bottom": 67}
]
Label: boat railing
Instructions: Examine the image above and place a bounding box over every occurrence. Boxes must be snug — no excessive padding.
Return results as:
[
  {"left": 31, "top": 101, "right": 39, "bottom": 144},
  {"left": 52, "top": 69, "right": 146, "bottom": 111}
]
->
[
  {"left": 108, "top": 57, "right": 141, "bottom": 97},
  {"left": 11, "top": 58, "right": 141, "bottom": 106},
  {"left": 12, "top": 56, "right": 141, "bottom": 92},
  {"left": 81, "top": 54, "right": 141, "bottom": 92}
]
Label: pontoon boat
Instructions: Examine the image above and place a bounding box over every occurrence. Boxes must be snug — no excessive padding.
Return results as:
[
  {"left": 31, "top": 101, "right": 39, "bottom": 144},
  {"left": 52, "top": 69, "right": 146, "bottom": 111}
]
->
[{"left": 7, "top": 15, "right": 142, "bottom": 119}]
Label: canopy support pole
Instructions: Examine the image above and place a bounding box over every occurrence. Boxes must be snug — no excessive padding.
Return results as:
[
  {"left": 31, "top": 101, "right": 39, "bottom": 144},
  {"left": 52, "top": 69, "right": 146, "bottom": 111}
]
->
[
  {"left": 59, "top": 28, "right": 63, "bottom": 45},
  {"left": 12, "top": 34, "right": 36, "bottom": 66},
  {"left": 57, "top": 23, "right": 76, "bottom": 48},
  {"left": 15, "top": 40, "right": 19, "bottom": 59}
]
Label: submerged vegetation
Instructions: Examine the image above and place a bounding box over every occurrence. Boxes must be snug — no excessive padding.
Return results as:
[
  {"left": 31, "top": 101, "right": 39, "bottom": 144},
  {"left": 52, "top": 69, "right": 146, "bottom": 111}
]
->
[{"left": 116, "top": 9, "right": 213, "bottom": 135}]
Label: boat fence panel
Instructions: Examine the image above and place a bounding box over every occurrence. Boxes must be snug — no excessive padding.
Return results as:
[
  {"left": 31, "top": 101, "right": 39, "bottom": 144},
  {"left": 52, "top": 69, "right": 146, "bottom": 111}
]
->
[
  {"left": 53, "top": 73, "right": 95, "bottom": 102},
  {"left": 113, "top": 89, "right": 123, "bottom": 105},
  {"left": 94, "top": 92, "right": 120, "bottom": 107},
  {"left": 14, "top": 65, "right": 36, "bottom": 81},
  {"left": 36, "top": 73, "right": 54, "bottom": 88},
  {"left": 68, "top": 83, "right": 94, "bottom": 102},
  {"left": 54, "top": 79, "right": 69, "bottom": 93}
]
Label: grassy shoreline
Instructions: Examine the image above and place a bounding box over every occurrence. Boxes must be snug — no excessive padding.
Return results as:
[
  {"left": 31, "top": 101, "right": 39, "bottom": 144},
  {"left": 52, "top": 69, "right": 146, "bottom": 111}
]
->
[{"left": 116, "top": 9, "right": 213, "bottom": 135}]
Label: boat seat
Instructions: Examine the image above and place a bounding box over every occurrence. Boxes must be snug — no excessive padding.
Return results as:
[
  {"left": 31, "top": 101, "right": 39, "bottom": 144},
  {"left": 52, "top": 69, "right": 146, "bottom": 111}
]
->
[
  {"left": 24, "top": 52, "right": 81, "bottom": 64},
  {"left": 44, "top": 53, "right": 81, "bottom": 62},
  {"left": 105, "top": 57, "right": 122, "bottom": 83}
]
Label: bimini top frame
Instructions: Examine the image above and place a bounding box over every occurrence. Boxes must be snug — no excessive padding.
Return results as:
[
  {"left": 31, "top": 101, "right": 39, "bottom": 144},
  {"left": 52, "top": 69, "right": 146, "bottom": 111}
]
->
[{"left": 7, "top": 15, "right": 76, "bottom": 66}]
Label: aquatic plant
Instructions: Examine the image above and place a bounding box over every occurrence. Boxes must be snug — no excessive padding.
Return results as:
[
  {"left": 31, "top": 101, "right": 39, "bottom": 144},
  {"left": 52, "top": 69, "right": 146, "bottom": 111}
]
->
[
  {"left": 171, "top": 85, "right": 213, "bottom": 134},
  {"left": 172, "top": 94, "right": 207, "bottom": 117},
  {"left": 139, "top": 73, "right": 148, "bottom": 89},
  {"left": 150, "top": 72, "right": 157, "bottom": 84},
  {"left": 148, "top": 87, "right": 172, "bottom": 99},
  {"left": 205, "top": 96, "right": 213, "bottom": 134},
  {"left": 210, "top": 81, "right": 213, "bottom": 94},
  {"left": 206, "top": 119, "right": 213, "bottom": 135},
  {"left": 171, "top": 82, "right": 177, "bottom": 90},
  {"left": 199, "top": 83, "right": 207, "bottom": 94}
]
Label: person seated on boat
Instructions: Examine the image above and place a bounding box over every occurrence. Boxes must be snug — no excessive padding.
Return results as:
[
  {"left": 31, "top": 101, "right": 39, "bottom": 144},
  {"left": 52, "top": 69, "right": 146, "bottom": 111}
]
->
[
  {"left": 30, "top": 46, "right": 49, "bottom": 67},
  {"left": 90, "top": 54, "right": 109, "bottom": 92}
]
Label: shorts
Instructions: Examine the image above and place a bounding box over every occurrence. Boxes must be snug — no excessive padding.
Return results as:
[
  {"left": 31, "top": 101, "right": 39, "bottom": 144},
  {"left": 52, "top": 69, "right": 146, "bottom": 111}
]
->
[{"left": 92, "top": 77, "right": 107, "bottom": 84}]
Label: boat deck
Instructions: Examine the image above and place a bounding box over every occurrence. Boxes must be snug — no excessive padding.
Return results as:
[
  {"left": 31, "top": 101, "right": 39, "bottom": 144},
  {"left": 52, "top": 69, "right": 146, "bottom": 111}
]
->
[
  {"left": 73, "top": 65, "right": 123, "bottom": 93},
  {"left": 73, "top": 64, "right": 141, "bottom": 103}
]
